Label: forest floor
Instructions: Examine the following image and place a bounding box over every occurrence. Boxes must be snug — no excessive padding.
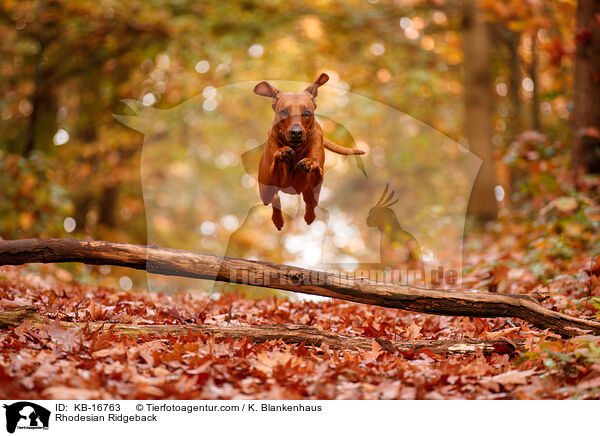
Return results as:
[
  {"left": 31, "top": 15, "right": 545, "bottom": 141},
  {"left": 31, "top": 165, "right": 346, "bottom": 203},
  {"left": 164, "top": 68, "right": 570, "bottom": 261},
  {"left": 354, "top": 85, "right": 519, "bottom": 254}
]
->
[
  {"left": 0, "top": 253, "right": 598, "bottom": 399},
  {"left": 1, "top": 177, "right": 599, "bottom": 399}
]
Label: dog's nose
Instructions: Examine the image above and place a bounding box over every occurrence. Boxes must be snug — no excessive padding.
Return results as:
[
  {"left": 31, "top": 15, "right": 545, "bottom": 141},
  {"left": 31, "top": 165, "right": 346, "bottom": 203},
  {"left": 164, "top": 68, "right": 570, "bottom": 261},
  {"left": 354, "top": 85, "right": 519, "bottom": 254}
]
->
[{"left": 290, "top": 125, "right": 303, "bottom": 140}]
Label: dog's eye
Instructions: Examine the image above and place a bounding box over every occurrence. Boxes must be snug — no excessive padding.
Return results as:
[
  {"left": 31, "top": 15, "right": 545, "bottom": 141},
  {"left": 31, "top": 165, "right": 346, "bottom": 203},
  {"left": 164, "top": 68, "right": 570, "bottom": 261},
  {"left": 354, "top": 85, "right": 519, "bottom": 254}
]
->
[
  {"left": 279, "top": 110, "right": 289, "bottom": 118},
  {"left": 302, "top": 110, "right": 312, "bottom": 117}
]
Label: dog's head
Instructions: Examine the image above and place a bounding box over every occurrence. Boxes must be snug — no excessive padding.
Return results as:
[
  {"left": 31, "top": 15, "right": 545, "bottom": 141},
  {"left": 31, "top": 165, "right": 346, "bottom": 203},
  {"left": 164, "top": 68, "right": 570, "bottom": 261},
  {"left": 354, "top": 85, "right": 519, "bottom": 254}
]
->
[{"left": 253, "top": 73, "right": 329, "bottom": 146}]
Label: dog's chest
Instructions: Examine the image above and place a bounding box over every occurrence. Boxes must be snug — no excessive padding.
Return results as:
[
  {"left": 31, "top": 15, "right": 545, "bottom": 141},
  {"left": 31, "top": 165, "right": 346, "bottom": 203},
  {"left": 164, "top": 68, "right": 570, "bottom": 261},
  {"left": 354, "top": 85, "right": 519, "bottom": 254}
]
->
[{"left": 287, "top": 142, "right": 313, "bottom": 160}]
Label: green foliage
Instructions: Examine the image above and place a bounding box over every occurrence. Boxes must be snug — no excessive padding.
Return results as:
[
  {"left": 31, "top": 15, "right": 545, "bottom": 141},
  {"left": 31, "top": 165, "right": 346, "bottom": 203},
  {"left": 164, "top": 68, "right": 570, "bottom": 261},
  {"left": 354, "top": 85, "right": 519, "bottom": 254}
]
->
[
  {"left": 591, "top": 297, "right": 600, "bottom": 318},
  {"left": 0, "top": 150, "right": 72, "bottom": 238}
]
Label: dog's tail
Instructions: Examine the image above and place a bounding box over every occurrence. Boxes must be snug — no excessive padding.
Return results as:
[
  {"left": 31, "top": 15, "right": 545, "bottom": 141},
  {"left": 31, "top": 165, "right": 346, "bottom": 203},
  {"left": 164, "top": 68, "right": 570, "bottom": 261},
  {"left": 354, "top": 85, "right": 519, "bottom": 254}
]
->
[{"left": 324, "top": 138, "right": 365, "bottom": 155}]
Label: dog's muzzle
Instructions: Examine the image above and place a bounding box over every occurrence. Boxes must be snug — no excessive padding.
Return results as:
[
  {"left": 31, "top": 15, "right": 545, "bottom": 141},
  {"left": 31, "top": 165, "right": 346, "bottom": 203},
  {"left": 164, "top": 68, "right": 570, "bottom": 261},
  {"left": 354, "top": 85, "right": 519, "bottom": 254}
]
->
[{"left": 289, "top": 125, "right": 303, "bottom": 141}]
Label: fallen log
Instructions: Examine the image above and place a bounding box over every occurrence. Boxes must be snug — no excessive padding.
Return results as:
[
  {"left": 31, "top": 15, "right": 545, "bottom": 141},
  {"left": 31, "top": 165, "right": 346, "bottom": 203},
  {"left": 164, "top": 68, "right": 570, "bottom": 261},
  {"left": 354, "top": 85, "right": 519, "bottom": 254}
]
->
[
  {"left": 0, "top": 307, "right": 520, "bottom": 355},
  {"left": 0, "top": 238, "right": 598, "bottom": 337}
]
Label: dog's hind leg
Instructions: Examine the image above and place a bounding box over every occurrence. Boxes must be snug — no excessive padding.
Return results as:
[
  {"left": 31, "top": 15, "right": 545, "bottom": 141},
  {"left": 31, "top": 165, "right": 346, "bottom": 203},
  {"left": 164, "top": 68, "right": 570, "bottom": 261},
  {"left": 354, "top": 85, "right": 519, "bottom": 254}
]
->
[
  {"left": 259, "top": 183, "right": 277, "bottom": 206},
  {"left": 271, "top": 193, "right": 284, "bottom": 230},
  {"left": 301, "top": 186, "right": 320, "bottom": 225}
]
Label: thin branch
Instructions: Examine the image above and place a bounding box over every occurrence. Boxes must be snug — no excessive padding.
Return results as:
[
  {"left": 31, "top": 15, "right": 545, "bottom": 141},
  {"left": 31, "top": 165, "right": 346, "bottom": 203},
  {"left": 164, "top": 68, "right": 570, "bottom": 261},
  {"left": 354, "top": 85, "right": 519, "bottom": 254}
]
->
[{"left": 0, "top": 307, "right": 521, "bottom": 355}]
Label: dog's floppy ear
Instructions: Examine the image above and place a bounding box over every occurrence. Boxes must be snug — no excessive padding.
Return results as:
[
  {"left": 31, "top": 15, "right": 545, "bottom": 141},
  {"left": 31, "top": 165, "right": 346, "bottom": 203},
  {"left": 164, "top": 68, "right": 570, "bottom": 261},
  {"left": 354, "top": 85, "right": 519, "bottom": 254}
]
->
[
  {"left": 254, "top": 81, "right": 280, "bottom": 101},
  {"left": 254, "top": 81, "right": 280, "bottom": 109},
  {"left": 304, "top": 73, "right": 329, "bottom": 101}
]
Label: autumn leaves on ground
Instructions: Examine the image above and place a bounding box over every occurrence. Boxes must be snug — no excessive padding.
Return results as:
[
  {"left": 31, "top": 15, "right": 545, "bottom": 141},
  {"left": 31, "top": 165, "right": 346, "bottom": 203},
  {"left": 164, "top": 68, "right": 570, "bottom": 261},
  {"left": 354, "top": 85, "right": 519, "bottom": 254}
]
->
[{"left": 1, "top": 175, "right": 598, "bottom": 400}]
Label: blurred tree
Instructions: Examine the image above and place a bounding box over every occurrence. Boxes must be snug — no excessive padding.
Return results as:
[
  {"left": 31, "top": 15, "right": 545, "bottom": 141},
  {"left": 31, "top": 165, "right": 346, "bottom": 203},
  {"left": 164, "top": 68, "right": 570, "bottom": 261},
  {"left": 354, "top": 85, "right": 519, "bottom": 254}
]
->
[
  {"left": 463, "top": 0, "right": 497, "bottom": 219},
  {"left": 0, "top": 0, "right": 173, "bottom": 237},
  {"left": 529, "top": 33, "right": 541, "bottom": 132},
  {"left": 0, "top": 0, "right": 588, "bottom": 293},
  {"left": 573, "top": 0, "right": 600, "bottom": 174}
]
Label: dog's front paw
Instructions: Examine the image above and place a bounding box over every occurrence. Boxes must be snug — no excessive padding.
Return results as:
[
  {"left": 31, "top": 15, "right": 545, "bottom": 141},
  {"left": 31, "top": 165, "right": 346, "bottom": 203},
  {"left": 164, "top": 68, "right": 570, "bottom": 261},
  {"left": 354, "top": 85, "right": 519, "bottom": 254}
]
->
[
  {"left": 275, "top": 146, "right": 296, "bottom": 163},
  {"left": 296, "top": 158, "right": 323, "bottom": 177}
]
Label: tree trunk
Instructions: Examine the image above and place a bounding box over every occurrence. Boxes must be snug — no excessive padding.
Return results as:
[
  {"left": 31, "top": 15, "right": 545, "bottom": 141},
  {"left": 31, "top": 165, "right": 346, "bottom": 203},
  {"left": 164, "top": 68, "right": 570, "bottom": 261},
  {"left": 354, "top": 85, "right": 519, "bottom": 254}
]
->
[
  {"left": 505, "top": 29, "right": 523, "bottom": 207},
  {"left": 71, "top": 127, "right": 98, "bottom": 233},
  {"left": 1, "top": 238, "right": 599, "bottom": 338},
  {"left": 98, "top": 184, "right": 119, "bottom": 229},
  {"left": 73, "top": 193, "right": 93, "bottom": 233},
  {"left": 507, "top": 30, "right": 523, "bottom": 137},
  {"left": 463, "top": 0, "right": 497, "bottom": 219},
  {"left": 530, "top": 35, "right": 541, "bottom": 132},
  {"left": 573, "top": 0, "right": 600, "bottom": 174},
  {"left": 23, "top": 5, "right": 57, "bottom": 157},
  {"left": 23, "top": 82, "right": 56, "bottom": 156}
]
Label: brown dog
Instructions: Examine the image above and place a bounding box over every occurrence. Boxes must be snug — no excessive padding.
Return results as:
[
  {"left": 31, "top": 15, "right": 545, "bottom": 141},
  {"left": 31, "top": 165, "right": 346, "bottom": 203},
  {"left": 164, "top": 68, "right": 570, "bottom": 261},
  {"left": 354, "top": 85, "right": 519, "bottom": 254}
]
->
[{"left": 254, "top": 73, "right": 365, "bottom": 230}]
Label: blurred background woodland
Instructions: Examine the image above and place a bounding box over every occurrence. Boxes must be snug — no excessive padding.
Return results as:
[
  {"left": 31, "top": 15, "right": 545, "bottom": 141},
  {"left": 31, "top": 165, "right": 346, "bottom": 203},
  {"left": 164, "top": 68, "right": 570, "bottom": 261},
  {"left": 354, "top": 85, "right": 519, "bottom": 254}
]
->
[{"left": 0, "top": 0, "right": 598, "bottom": 293}]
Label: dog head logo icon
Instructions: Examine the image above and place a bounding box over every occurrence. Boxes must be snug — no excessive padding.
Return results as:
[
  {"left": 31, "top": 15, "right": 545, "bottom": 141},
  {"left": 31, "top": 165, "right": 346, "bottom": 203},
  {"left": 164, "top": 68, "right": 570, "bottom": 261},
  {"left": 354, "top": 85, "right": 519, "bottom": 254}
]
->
[{"left": 3, "top": 402, "right": 50, "bottom": 433}]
